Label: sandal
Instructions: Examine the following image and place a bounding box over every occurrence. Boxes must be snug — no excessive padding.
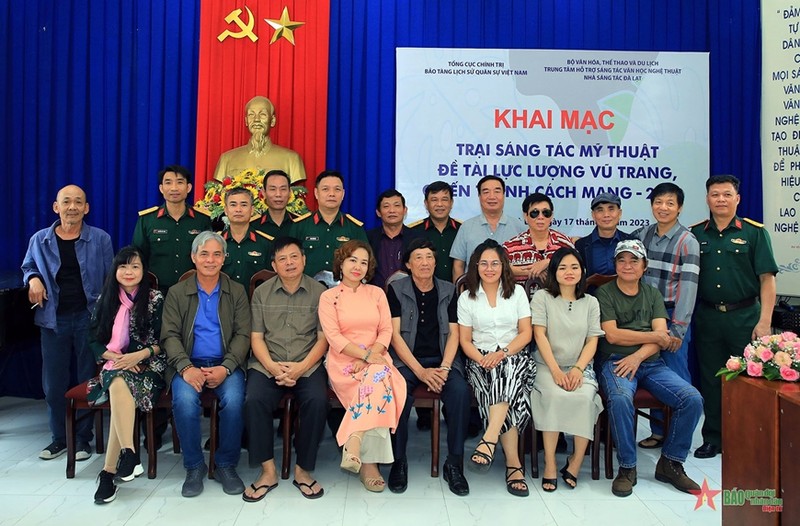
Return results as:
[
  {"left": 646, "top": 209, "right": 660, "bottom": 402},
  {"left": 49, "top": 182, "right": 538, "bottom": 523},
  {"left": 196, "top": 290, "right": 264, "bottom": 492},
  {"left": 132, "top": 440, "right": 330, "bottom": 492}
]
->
[
  {"left": 505, "top": 466, "right": 529, "bottom": 497},
  {"left": 340, "top": 435, "right": 362, "bottom": 474},
  {"left": 638, "top": 435, "right": 664, "bottom": 449},
  {"left": 359, "top": 472, "right": 386, "bottom": 493},
  {"left": 241, "top": 482, "right": 278, "bottom": 503},
  {"left": 468, "top": 438, "right": 497, "bottom": 473},
  {"left": 541, "top": 477, "right": 557, "bottom": 492},
  {"left": 560, "top": 459, "right": 578, "bottom": 489},
  {"left": 292, "top": 479, "right": 324, "bottom": 499}
]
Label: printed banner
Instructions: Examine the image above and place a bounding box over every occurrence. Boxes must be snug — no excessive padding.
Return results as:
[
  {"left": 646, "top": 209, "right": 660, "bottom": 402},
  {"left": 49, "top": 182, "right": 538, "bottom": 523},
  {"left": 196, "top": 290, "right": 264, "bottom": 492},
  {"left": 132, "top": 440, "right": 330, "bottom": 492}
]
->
[
  {"left": 761, "top": 1, "right": 800, "bottom": 296},
  {"left": 396, "top": 48, "right": 709, "bottom": 237}
]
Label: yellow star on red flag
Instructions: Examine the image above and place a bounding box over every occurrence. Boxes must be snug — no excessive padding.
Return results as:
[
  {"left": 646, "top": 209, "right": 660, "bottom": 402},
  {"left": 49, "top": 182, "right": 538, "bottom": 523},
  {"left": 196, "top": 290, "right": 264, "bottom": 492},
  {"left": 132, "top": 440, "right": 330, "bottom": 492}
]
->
[{"left": 265, "top": 7, "right": 305, "bottom": 45}]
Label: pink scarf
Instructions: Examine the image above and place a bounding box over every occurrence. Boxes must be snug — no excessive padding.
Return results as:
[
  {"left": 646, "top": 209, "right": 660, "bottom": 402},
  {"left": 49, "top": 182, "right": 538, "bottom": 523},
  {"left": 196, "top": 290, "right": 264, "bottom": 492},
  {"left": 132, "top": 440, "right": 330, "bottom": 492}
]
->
[{"left": 102, "top": 287, "right": 136, "bottom": 371}]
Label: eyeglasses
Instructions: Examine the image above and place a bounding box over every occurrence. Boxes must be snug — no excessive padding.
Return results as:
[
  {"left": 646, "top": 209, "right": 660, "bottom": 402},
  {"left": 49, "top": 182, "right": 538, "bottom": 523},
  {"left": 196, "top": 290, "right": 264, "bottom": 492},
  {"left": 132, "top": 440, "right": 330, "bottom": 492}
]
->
[
  {"left": 528, "top": 208, "right": 553, "bottom": 218},
  {"left": 478, "top": 260, "right": 502, "bottom": 269}
]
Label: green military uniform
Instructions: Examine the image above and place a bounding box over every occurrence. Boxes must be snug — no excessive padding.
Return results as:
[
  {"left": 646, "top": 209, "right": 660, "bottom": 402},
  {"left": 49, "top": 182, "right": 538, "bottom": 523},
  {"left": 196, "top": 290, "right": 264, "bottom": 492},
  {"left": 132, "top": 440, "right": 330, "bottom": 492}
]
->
[
  {"left": 132, "top": 204, "right": 212, "bottom": 291},
  {"left": 290, "top": 210, "right": 368, "bottom": 276},
  {"left": 221, "top": 227, "right": 274, "bottom": 293},
  {"left": 691, "top": 216, "right": 778, "bottom": 448},
  {"left": 256, "top": 211, "right": 298, "bottom": 240},
  {"left": 409, "top": 216, "right": 462, "bottom": 281}
]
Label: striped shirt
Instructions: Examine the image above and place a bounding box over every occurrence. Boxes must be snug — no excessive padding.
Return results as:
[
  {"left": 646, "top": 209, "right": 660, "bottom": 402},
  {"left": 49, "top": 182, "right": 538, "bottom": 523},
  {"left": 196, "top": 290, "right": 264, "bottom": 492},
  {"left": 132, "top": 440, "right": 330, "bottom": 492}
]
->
[
  {"left": 502, "top": 228, "right": 574, "bottom": 282},
  {"left": 633, "top": 222, "right": 700, "bottom": 340}
]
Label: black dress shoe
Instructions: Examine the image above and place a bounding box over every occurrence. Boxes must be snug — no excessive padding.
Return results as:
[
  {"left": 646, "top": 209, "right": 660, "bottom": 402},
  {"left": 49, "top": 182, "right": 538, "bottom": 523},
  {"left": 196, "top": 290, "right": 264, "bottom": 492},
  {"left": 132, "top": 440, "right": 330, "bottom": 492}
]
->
[
  {"left": 694, "top": 442, "right": 719, "bottom": 459},
  {"left": 443, "top": 460, "right": 469, "bottom": 496},
  {"left": 388, "top": 457, "right": 408, "bottom": 493}
]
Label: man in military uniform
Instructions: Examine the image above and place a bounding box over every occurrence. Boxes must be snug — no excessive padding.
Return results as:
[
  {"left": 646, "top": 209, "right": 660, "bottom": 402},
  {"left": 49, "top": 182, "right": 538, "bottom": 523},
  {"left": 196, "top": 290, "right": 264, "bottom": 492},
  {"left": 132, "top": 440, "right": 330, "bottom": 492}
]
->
[
  {"left": 257, "top": 169, "right": 297, "bottom": 239},
  {"left": 133, "top": 165, "right": 211, "bottom": 292},
  {"left": 291, "top": 170, "right": 368, "bottom": 278},
  {"left": 409, "top": 181, "right": 462, "bottom": 282},
  {"left": 221, "top": 187, "right": 273, "bottom": 292},
  {"left": 691, "top": 175, "right": 778, "bottom": 459}
]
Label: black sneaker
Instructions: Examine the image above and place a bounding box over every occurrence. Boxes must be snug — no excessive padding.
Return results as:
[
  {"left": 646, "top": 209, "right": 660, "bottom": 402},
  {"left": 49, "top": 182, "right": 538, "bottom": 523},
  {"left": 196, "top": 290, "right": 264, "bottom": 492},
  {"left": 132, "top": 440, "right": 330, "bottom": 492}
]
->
[
  {"left": 115, "top": 448, "right": 143, "bottom": 482},
  {"left": 94, "top": 470, "right": 118, "bottom": 504},
  {"left": 39, "top": 441, "right": 67, "bottom": 460},
  {"left": 76, "top": 442, "right": 92, "bottom": 462}
]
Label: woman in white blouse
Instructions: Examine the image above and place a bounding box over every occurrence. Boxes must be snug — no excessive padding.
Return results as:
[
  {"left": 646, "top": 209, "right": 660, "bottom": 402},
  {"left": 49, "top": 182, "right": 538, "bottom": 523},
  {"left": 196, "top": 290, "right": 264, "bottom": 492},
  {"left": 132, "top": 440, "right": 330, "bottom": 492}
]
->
[{"left": 457, "top": 239, "right": 533, "bottom": 497}]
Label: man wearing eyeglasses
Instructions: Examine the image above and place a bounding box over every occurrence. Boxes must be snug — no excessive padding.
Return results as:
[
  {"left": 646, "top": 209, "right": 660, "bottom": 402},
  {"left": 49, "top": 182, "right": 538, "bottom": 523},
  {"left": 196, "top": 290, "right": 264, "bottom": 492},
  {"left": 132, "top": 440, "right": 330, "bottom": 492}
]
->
[
  {"left": 448, "top": 176, "right": 526, "bottom": 282},
  {"left": 690, "top": 175, "right": 778, "bottom": 459},
  {"left": 502, "top": 193, "right": 574, "bottom": 284}
]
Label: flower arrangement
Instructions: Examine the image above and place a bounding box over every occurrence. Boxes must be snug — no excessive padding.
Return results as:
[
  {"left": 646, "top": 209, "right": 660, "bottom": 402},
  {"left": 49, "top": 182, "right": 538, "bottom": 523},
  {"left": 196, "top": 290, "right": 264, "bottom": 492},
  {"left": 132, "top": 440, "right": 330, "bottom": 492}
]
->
[
  {"left": 194, "top": 168, "right": 309, "bottom": 220},
  {"left": 717, "top": 331, "right": 800, "bottom": 382}
]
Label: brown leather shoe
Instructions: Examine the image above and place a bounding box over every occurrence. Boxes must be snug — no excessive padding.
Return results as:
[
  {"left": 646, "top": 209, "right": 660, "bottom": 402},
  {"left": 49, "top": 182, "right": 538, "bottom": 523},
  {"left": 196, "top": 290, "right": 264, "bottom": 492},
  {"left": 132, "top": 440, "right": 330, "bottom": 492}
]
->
[
  {"left": 611, "top": 466, "right": 637, "bottom": 497},
  {"left": 655, "top": 456, "right": 700, "bottom": 494}
]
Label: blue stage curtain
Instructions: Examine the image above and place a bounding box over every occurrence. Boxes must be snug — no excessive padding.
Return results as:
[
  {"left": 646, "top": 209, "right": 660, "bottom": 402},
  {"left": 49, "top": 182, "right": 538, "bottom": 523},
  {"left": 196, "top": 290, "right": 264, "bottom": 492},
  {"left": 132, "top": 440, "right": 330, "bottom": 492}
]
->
[
  {"left": 2, "top": 0, "right": 200, "bottom": 272},
  {"left": 4, "top": 0, "right": 762, "bottom": 269},
  {"left": 327, "top": 0, "right": 761, "bottom": 230}
]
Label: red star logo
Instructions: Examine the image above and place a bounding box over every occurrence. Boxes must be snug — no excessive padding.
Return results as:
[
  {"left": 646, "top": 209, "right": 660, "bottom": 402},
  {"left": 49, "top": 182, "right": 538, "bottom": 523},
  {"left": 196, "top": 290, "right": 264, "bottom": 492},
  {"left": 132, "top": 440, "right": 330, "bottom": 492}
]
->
[{"left": 690, "top": 478, "right": 722, "bottom": 510}]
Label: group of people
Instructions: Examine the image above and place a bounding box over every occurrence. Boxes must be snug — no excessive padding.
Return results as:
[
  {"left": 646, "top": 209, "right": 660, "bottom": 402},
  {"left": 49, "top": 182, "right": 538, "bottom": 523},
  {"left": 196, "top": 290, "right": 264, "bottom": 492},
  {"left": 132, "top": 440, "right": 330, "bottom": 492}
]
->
[{"left": 21, "top": 165, "right": 776, "bottom": 505}]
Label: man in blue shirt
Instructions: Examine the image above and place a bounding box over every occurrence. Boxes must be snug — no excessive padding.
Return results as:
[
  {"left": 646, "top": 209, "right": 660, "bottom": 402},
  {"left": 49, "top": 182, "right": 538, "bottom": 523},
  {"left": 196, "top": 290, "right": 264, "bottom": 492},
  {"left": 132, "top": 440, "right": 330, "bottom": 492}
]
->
[
  {"left": 161, "top": 232, "right": 251, "bottom": 498},
  {"left": 22, "top": 185, "right": 113, "bottom": 461},
  {"left": 449, "top": 176, "right": 525, "bottom": 281},
  {"left": 575, "top": 193, "right": 635, "bottom": 278}
]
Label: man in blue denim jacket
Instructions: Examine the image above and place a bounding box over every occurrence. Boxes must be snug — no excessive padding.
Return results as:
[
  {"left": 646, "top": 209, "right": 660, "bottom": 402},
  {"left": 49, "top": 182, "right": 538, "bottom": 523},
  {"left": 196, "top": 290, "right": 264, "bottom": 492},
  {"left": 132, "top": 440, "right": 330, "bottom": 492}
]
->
[{"left": 21, "top": 185, "right": 113, "bottom": 461}]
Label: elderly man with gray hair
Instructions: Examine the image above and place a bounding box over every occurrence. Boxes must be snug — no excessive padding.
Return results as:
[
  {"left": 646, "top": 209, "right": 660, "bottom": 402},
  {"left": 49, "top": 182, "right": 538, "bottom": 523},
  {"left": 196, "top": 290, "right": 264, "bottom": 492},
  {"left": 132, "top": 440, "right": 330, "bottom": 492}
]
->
[{"left": 161, "top": 231, "right": 251, "bottom": 498}]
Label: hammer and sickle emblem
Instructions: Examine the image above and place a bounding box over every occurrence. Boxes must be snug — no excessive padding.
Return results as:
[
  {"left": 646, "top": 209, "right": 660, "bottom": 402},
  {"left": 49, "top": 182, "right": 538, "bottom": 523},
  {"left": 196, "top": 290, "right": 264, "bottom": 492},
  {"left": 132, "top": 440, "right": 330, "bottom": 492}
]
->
[{"left": 217, "top": 7, "right": 258, "bottom": 42}]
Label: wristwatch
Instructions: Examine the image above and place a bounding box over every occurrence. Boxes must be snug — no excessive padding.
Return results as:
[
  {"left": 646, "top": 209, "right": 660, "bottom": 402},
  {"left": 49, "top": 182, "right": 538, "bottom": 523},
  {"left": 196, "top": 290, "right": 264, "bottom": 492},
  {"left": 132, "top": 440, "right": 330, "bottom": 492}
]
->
[{"left": 502, "top": 347, "right": 509, "bottom": 354}]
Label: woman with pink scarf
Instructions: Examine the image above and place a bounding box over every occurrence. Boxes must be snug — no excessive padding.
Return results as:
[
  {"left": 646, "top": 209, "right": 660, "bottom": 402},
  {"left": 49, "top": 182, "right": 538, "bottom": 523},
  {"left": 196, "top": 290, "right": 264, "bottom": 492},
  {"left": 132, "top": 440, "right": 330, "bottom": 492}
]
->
[{"left": 86, "top": 246, "right": 165, "bottom": 504}]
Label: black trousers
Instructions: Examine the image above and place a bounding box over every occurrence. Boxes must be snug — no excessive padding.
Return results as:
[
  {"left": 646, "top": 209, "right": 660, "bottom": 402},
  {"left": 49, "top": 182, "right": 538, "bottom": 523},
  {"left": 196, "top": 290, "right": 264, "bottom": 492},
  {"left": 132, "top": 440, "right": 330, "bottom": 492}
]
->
[
  {"left": 244, "top": 367, "right": 329, "bottom": 471},
  {"left": 392, "top": 357, "right": 471, "bottom": 461}
]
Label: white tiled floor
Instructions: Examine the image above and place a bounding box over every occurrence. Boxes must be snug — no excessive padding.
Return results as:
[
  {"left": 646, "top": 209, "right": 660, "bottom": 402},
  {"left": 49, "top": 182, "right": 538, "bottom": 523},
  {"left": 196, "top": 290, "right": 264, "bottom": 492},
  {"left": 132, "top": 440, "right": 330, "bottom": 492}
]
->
[{"left": 0, "top": 397, "right": 722, "bottom": 525}]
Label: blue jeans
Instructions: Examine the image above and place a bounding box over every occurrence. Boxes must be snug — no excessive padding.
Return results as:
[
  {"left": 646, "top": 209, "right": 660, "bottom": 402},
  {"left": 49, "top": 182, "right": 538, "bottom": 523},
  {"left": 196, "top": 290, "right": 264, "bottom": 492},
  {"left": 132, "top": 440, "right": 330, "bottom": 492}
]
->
[
  {"left": 40, "top": 310, "right": 95, "bottom": 444},
  {"left": 172, "top": 359, "right": 245, "bottom": 470},
  {"left": 597, "top": 354, "right": 702, "bottom": 468},
  {"left": 650, "top": 310, "right": 692, "bottom": 437}
]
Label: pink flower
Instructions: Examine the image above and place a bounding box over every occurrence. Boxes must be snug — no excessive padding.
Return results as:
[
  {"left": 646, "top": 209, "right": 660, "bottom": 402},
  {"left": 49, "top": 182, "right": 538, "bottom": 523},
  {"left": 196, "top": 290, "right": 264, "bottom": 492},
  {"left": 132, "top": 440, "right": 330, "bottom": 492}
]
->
[
  {"left": 774, "top": 351, "right": 793, "bottom": 367},
  {"left": 744, "top": 344, "right": 756, "bottom": 359},
  {"left": 760, "top": 335, "right": 772, "bottom": 344},
  {"left": 747, "top": 361, "right": 763, "bottom": 377},
  {"left": 780, "top": 366, "right": 800, "bottom": 382},
  {"left": 780, "top": 331, "right": 797, "bottom": 341},
  {"left": 359, "top": 384, "right": 374, "bottom": 397},
  {"left": 726, "top": 358, "right": 742, "bottom": 371},
  {"left": 759, "top": 347, "right": 775, "bottom": 362}
]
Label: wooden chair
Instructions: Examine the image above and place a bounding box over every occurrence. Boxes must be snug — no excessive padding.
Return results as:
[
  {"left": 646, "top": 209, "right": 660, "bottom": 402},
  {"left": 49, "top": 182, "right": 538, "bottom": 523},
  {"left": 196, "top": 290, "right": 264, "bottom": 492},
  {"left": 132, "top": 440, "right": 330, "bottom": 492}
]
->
[
  {"left": 248, "top": 269, "right": 276, "bottom": 299},
  {"left": 526, "top": 414, "right": 603, "bottom": 480},
  {"left": 383, "top": 270, "right": 409, "bottom": 292},
  {"left": 586, "top": 274, "right": 616, "bottom": 289},
  {"left": 64, "top": 380, "right": 141, "bottom": 478},
  {"left": 601, "top": 387, "right": 672, "bottom": 478},
  {"left": 523, "top": 275, "right": 545, "bottom": 300}
]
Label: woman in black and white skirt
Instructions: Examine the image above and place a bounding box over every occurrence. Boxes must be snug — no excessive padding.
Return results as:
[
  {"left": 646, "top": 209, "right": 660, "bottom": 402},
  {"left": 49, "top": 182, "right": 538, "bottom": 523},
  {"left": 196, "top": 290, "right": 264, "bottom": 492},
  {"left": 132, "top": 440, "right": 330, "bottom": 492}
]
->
[{"left": 457, "top": 239, "right": 534, "bottom": 497}]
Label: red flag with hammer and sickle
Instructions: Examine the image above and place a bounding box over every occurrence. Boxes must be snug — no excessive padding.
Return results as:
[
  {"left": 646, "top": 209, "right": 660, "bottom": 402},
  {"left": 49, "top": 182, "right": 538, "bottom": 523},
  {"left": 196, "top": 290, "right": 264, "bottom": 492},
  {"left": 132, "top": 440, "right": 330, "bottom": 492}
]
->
[{"left": 195, "top": 0, "right": 330, "bottom": 207}]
